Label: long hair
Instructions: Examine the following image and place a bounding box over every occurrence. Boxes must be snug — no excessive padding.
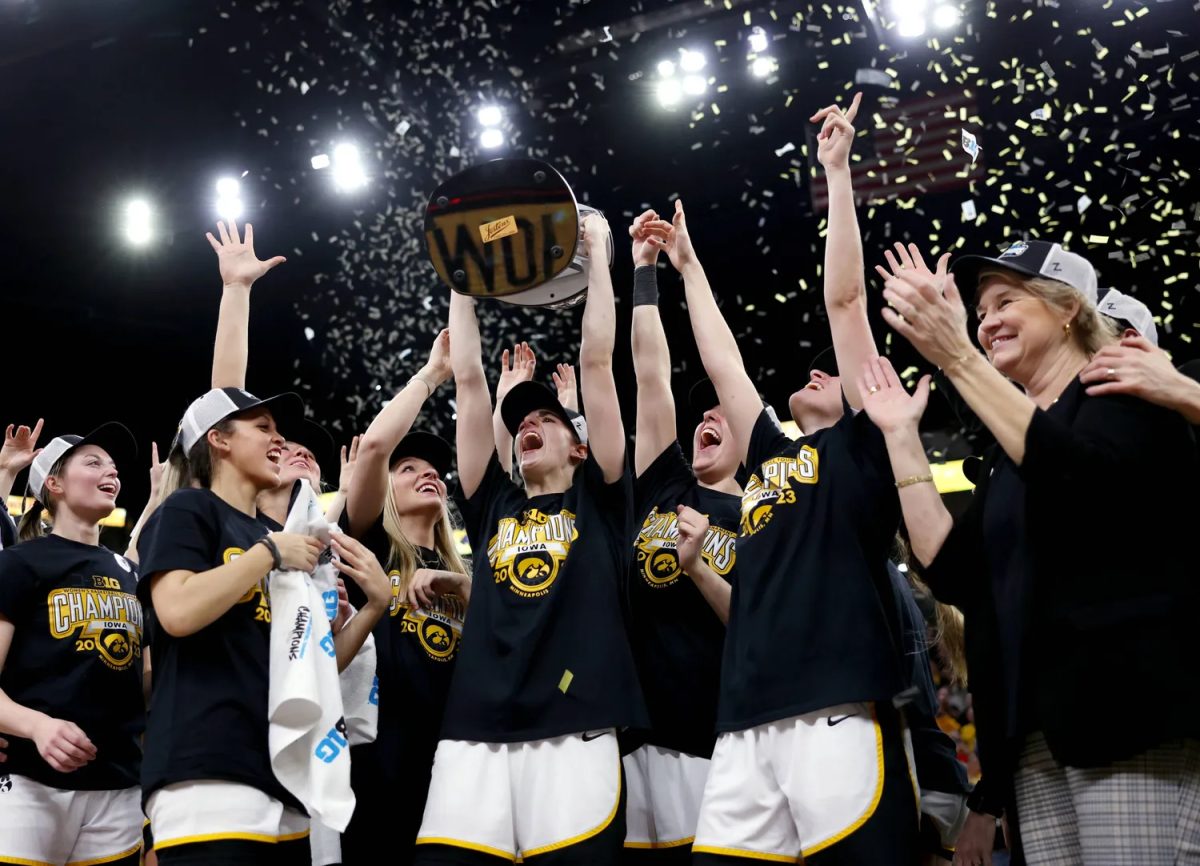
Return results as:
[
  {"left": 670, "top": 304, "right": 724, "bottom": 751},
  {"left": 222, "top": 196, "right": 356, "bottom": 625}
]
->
[
  {"left": 380, "top": 473, "right": 468, "bottom": 597},
  {"left": 977, "top": 268, "right": 1118, "bottom": 356},
  {"left": 16, "top": 451, "right": 72, "bottom": 542},
  {"left": 892, "top": 534, "right": 968, "bottom": 687}
]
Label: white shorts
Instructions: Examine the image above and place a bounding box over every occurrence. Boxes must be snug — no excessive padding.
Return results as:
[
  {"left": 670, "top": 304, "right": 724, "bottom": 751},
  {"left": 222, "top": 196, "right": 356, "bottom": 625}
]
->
[
  {"left": 694, "top": 702, "right": 917, "bottom": 862},
  {"left": 0, "top": 774, "right": 141, "bottom": 866},
  {"left": 623, "top": 745, "right": 710, "bottom": 850},
  {"left": 146, "top": 780, "right": 309, "bottom": 852},
  {"left": 416, "top": 730, "right": 622, "bottom": 860}
]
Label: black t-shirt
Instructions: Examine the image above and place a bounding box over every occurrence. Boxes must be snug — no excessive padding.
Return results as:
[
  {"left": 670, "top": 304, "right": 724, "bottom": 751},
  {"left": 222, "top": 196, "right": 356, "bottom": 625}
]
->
[
  {"left": 629, "top": 442, "right": 739, "bottom": 758},
  {"left": 718, "top": 407, "right": 904, "bottom": 732},
  {"left": 136, "top": 487, "right": 302, "bottom": 810},
  {"left": 444, "top": 454, "right": 648, "bottom": 742},
  {"left": 0, "top": 510, "right": 16, "bottom": 549},
  {"left": 346, "top": 514, "right": 465, "bottom": 774},
  {"left": 0, "top": 535, "right": 144, "bottom": 789}
]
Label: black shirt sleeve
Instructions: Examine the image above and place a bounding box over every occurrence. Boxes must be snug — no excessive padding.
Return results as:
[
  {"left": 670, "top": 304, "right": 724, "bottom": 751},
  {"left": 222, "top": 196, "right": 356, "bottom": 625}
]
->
[
  {"left": 137, "top": 491, "right": 221, "bottom": 596},
  {"left": 922, "top": 490, "right": 985, "bottom": 612},
  {"left": 0, "top": 510, "right": 16, "bottom": 550},
  {"left": 634, "top": 442, "right": 692, "bottom": 516},
  {"left": 0, "top": 549, "right": 37, "bottom": 621},
  {"left": 745, "top": 408, "right": 793, "bottom": 474}
]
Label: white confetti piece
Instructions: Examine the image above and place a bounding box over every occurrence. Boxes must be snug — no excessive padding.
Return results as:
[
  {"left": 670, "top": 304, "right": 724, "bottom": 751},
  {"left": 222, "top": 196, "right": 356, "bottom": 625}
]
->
[
  {"left": 774, "top": 142, "right": 796, "bottom": 157},
  {"left": 962, "top": 200, "right": 977, "bottom": 220},
  {"left": 1077, "top": 194, "right": 1092, "bottom": 213},
  {"left": 961, "top": 129, "right": 981, "bottom": 164},
  {"left": 855, "top": 68, "right": 894, "bottom": 87}
]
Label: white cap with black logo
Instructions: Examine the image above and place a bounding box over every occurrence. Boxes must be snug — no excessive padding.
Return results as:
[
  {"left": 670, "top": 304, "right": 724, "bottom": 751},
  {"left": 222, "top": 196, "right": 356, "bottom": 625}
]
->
[
  {"left": 1097, "top": 289, "right": 1157, "bottom": 345},
  {"left": 177, "top": 388, "right": 305, "bottom": 454},
  {"left": 952, "top": 239, "right": 1099, "bottom": 307}
]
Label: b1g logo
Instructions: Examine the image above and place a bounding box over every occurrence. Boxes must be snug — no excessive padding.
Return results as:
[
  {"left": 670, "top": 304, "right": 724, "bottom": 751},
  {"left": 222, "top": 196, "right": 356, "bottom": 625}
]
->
[
  {"left": 487, "top": 508, "right": 578, "bottom": 598},
  {"left": 315, "top": 717, "right": 350, "bottom": 763},
  {"left": 741, "top": 448, "right": 819, "bottom": 536},
  {"left": 48, "top": 578, "right": 144, "bottom": 671},
  {"left": 634, "top": 509, "right": 737, "bottom": 589}
]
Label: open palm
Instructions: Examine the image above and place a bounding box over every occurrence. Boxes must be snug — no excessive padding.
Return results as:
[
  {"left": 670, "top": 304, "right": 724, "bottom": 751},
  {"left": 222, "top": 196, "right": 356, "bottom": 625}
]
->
[
  {"left": 206, "top": 220, "right": 286, "bottom": 288},
  {"left": 858, "top": 357, "right": 930, "bottom": 435}
]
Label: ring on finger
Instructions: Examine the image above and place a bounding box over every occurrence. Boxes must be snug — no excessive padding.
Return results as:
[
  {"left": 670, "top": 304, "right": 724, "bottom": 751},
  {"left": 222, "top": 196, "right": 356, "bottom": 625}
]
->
[
  {"left": 867, "top": 384, "right": 880, "bottom": 395},
  {"left": 1107, "top": 367, "right": 1117, "bottom": 380}
]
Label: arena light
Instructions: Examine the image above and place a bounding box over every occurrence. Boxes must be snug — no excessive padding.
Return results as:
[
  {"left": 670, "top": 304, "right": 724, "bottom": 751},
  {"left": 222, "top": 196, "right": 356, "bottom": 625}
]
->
[
  {"left": 480, "top": 127, "right": 505, "bottom": 149},
  {"left": 331, "top": 142, "right": 368, "bottom": 192},
  {"left": 310, "top": 153, "right": 331, "bottom": 170},
  {"left": 682, "top": 74, "right": 707, "bottom": 96},
  {"left": 679, "top": 49, "right": 706, "bottom": 73},
  {"left": 897, "top": 15, "right": 926, "bottom": 37},
  {"left": 750, "top": 56, "right": 777, "bottom": 78},
  {"left": 214, "top": 177, "right": 243, "bottom": 222},
  {"left": 656, "top": 78, "right": 683, "bottom": 108},
  {"left": 656, "top": 59, "right": 676, "bottom": 77},
  {"left": 931, "top": 3, "right": 961, "bottom": 29},
  {"left": 123, "top": 198, "right": 153, "bottom": 247},
  {"left": 748, "top": 27, "right": 769, "bottom": 53},
  {"left": 477, "top": 105, "right": 503, "bottom": 127}
]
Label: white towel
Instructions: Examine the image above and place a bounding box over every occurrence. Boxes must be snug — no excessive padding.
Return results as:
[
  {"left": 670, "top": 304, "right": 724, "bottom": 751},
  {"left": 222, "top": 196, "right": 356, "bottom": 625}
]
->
[{"left": 268, "top": 480, "right": 355, "bottom": 832}]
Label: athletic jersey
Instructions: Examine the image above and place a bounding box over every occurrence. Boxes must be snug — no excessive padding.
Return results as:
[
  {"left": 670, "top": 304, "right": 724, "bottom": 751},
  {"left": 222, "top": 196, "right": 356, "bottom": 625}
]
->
[
  {"left": 345, "top": 514, "right": 465, "bottom": 773},
  {"left": 136, "top": 487, "right": 302, "bottom": 811},
  {"left": 629, "top": 442, "right": 739, "bottom": 758},
  {"left": 717, "top": 406, "right": 903, "bottom": 733},
  {"left": 0, "top": 535, "right": 144, "bottom": 790},
  {"left": 443, "top": 453, "right": 648, "bottom": 742}
]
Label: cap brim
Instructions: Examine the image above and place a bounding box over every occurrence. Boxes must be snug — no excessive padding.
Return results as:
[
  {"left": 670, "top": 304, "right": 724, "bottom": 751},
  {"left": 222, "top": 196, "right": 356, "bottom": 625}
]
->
[
  {"left": 687, "top": 379, "right": 719, "bottom": 416},
  {"left": 236, "top": 392, "right": 306, "bottom": 438},
  {"left": 806, "top": 345, "right": 839, "bottom": 377},
  {"left": 389, "top": 431, "right": 454, "bottom": 479},
  {"left": 500, "top": 381, "right": 575, "bottom": 439},
  {"left": 283, "top": 418, "right": 337, "bottom": 479},
  {"left": 950, "top": 254, "right": 1041, "bottom": 297},
  {"left": 77, "top": 422, "right": 139, "bottom": 476}
]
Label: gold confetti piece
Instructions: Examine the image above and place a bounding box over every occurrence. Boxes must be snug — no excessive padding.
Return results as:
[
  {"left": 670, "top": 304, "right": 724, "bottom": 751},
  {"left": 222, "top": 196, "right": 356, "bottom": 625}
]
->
[
  {"left": 558, "top": 670, "right": 574, "bottom": 693},
  {"left": 1087, "top": 235, "right": 1110, "bottom": 244}
]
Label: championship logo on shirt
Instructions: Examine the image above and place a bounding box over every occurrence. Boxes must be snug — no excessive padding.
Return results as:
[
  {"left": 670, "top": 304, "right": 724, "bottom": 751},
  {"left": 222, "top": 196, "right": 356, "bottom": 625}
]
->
[
  {"left": 741, "top": 447, "right": 819, "bottom": 536},
  {"left": 634, "top": 508, "right": 737, "bottom": 588},
  {"left": 47, "top": 576, "right": 144, "bottom": 671},
  {"left": 226, "top": 547, "right": 272, "bottom": 623},
  {"left": 388, "top": 571, "right": 466, "bottom": 662},
  {"left": 487, "top": 508, "right": 578, "bottom": 598}
]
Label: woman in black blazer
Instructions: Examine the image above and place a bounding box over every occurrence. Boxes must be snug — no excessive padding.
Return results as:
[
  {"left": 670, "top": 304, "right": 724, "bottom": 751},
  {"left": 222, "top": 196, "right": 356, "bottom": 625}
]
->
[{"left": 855, "top": 239, "right": 1200, "bottom": 866}]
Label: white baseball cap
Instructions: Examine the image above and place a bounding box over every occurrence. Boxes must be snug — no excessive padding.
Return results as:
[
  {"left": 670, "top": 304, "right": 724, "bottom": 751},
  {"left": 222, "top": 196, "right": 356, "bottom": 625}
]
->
[
  {"left": 1097, "top": 289, "right": 1158, "bottom": 345},
  {"left": 177, "top": 388, "right": 305, "bottom": 454},
  {"left": 28, "top": 422, "right": 137, "bottom": 505},
  {"left": 952, "top": 239, "right": 1099, "bottom": 307}
]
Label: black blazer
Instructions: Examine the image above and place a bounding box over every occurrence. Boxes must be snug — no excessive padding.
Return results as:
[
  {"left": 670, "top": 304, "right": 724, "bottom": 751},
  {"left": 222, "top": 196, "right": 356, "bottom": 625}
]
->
[{"left": 924, "top": 377, "right": 1200, "bottom": 798}]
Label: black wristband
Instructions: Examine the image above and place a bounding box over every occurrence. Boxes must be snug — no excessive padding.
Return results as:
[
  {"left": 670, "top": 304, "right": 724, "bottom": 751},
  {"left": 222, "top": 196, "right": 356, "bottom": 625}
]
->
[
  {"left": 257, "top": 536, "right": 283, "bottom": 571},
  {"left": 632, "top": 265, "right": 659, "bottom": 307},
  {"left": 966, "top": 782, "right": 1004, "bottom": 818}
]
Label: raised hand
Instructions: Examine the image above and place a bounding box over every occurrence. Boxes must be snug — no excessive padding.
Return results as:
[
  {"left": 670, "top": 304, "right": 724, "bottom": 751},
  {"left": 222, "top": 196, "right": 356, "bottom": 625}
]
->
[
  {"left": 423, "top": 328, "right": 453, "bottom": 387},
  {"left": 857, "top": 357, "right": 931, "bottom": 435},
  {"left": 875, "top": 241, "right": 944, "bottom": 285},
  {"left": 32, "top": 716, "right": 96, "bottom": 773},
  {"left": 146, "top": 442, "right": 167, "bottom": 502},
  {"left": 338, "top": 435, "right": 361, "bottom": 496},
  {"left": 552, "top": 363, "right": 578, "bottom": 413},
  {"left": 876, "top": 246, "right": 974, "bottom": 370},
  {"left": 675, "top": 505, "right": 710, "bottom": 572},
  {"left": 810, "top": 91, "right": 863, "bottom": 171},
  {"left": 581, "top": 212, "right": 612, "bottom": 256},
  {"left": 330, "top": 533, "right": 392, "bottom": 612},
  {"left": 205, "top": 221, "right": 286, "bottom": 289},
  {"left": 629, "top": 210, "right": 671, "bottom": 268},
  {"left": 0, "top": 418, "right": 43, "bottom": 476},
  {"left": 660, "top": 199, "right": 698, "bottom": 272},
  {"left": 496, "top": 342, "right": 537, "bottom": 406}
]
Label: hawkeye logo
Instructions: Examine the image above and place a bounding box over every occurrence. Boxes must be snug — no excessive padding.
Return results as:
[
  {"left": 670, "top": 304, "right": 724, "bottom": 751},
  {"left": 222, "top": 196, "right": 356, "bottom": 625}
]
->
[
  {"left": 487, "top": 508, "right": 578, "bottom": 598},
  {"left": 741, "top": 447, "right": 819, "bottom": 536},
  {"left": 226, "top": 547, "right": 272, "bottom": 624},
  {"left": 48, "top": 575, "right": 144, "bottom": 671},
  {"left": 634, "top": 508, "right": 737, "bottom": 588},
  {"left": 388, "top": 571, "right": 466, "bottom": 662}
]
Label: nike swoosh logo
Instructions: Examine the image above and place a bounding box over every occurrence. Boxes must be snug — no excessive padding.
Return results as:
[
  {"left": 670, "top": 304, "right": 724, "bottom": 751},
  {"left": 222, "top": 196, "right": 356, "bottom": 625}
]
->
[
  {"left": 827, "top": 713, "right": 858, "bottom": 727},
  {"left": 581, "top": 730, "right": 608, "bottom": 742}
]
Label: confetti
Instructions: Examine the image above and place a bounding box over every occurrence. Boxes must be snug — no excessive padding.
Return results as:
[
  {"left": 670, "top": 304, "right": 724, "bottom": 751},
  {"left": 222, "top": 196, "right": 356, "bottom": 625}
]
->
[
  {"left": 961, "top": 129, "right": 981, "bottom": 164},
  {"left": 961, "top": 200, "right": 977, "bottom": 220}
]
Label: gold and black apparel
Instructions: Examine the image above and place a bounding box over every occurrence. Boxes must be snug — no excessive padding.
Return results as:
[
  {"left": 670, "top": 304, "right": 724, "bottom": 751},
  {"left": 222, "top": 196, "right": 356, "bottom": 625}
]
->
[
  {"left": 718, "top": 407, "right": 904, "bottom": 733},
  {"left": 136, "top": 487, "right": 303, "bottom": 811},
  {"left": 0, "top": 535, "right": 144, "bottom": 789},
  {"left": 629, "top": 442, "right": 738, "bottom": 758},
  {"left": 443, "top": 454, "right": 648, "bottom": 742}
]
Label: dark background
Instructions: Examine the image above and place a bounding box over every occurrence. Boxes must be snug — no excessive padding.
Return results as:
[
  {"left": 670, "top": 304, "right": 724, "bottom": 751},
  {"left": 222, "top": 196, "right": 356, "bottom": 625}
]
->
[{"left": 2, "top": 0, "right": 1197, "bottom": 519}]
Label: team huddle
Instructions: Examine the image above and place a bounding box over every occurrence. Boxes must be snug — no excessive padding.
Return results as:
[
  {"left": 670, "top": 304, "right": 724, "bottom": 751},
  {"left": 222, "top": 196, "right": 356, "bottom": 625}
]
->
[{"left": 2, "top": 92, "right": 1198, "bottom": 866}]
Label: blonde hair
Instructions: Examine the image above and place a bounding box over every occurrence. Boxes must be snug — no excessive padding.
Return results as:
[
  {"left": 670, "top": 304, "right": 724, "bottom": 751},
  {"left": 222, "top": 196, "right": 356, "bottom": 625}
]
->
[
  {"left": 977, "top": 268, "right": 1118, "bottom": 356},
  {"left": 380, "top": 474, "right": 469, "bottom": 595},
  {"left": 17, "top": 451, "right": 73, "bottom": 542},
  {"left": 893, "top": 534, "right": 968, "bottom": 687}
]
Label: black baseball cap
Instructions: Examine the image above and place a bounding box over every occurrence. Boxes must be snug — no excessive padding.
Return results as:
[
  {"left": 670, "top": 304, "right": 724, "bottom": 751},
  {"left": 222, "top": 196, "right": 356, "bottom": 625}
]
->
[
  {"left": 284, "top": 418, "right": 337, "bottom": 477},
  {"left": 687, "top": 378, "right": 719, "bottom": 416},
  {"left": 950, "top": 239, "right": 1098, "bottom": 305},
  {"left": 28, "top": 422, "right": 138, "bottom": 505},
  {"left": 807, "top": 345, "right": 839, "bottom": 377},
  {"left": 500, "top": 381, "right": 588, "bottom": 444},
  {"left": 177, "top": 387, "right": 305, "bottom": 454},
  {"left": 389, "top": 430, "right": 454, "bottom": 479}
]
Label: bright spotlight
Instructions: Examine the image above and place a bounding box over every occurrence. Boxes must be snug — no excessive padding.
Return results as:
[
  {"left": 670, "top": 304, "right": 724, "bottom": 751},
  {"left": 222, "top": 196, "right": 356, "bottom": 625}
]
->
[
  {"left": 215, "top": 196, "right": 243, "bottom": 222},
  {"left": 123, "top": 198, "right": 153, "bottom": 247},
  {"left": 890, "top": 0, "right": 927, "bottom": 17},
  {"left": 679, "top": 49, "right": 706, "bottom": 73},
  {"left": 480, "top": 127, "right": 505, "bottom": 149},
  {"left": 656, "top": 59, "right": 676, "bottom": 78},
  {"left": 331, "top": 142, "right": 368, "bottom": 192},
  {"left": 477, "top": 105, "right": 503, "bottom": 126},
  {"left": 897, "top": 15, "right": 926, "bottom": 37},
  {"left": 656, "top": 78, "right": 683, "bottom": 107},
  {"left": 749, "top": 27, "right": 769, "bottom": 53},
  {"left": 215, "top": 177, "right": 240, "bottom": 198},
  {"left": 931, "top": 3, "right": 961, "bottom": 28},
  {"left": 311, "top": 153, "right": 331, "bottom": 170},
  {"left": 682, "top": 74, "right": 707, "bottom": 96},
  {"left": 751, "top": 56, "right": 777, "bottom": 78}
]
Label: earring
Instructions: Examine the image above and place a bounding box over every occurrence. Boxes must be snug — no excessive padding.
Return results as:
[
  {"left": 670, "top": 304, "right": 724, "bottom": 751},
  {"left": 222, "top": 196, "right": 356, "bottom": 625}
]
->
[{"left": 1063, "top": 321, "right": 1072, "bottom": 338}]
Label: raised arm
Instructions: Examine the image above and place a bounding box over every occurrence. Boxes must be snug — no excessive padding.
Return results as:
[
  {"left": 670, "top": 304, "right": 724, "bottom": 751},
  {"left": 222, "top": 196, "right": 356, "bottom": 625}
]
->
[
  {"left": 577, "top": 214, "right": 626, "bottom": 483},
  {"left": 451, "top": 291, "right": 496, "bottom": 499},
  {"left": 0, "top": 419, "right": 42, "bottom": 504},
  {"left": 205, "top": 220, "right": 287, "bottom": 390},
  {"left": 322, "top": 436, "right": 359, "bottom": 526},
  {"left": 663, "top": 200, "right": 761, "bottom": 467},
  {"left": 812, "top": 92, "right": 876, "bottom": 410},
  {"left": 124, "top": 442, "right": 167, "bottom": 564},
  {"left": 629, "top": 211, "right": 678, "bottom": 477},
  {"left": 347, "top": 330, "right": 451, "bottom": 537},
  {"left": 492, "top": 343, "right": 536, "bottom": 476}
]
